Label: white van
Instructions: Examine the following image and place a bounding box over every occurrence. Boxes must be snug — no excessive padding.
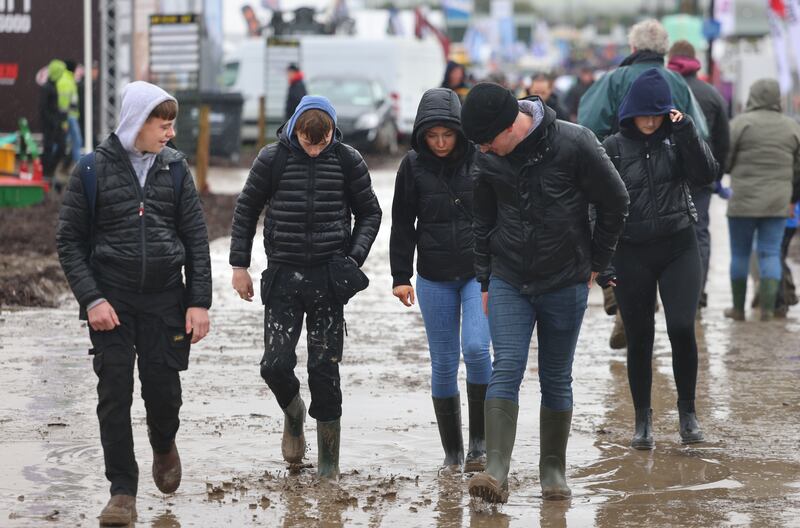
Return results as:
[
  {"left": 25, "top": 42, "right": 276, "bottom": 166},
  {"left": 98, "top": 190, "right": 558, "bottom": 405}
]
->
[{"left": 224, "top": 35, "right": 445, "bottom": 141}]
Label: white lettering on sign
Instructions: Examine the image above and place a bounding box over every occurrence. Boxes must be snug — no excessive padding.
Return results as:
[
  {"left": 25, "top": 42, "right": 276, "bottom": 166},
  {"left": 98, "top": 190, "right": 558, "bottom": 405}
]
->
[{"left": 0, "top": 13, "right": 31, "bottom": 32}]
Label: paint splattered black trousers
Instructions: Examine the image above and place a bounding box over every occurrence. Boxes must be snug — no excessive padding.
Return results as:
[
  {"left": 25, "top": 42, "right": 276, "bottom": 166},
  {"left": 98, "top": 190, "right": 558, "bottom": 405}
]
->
[{"left": 260, "top": 264, "right": 344, "bottom": 422}]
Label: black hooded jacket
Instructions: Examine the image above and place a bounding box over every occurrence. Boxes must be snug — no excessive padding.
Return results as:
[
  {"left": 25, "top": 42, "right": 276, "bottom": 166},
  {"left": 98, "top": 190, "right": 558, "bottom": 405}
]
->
[
  {"left": 602, "top": 69, "right": 718, "bottom": 243},
  {"left": 56, "top": 134, "right": 212, "bottom": 310},
  {"left": 390, "top": 88, "right": 477, "bottom": 287},
  {"left": 473, "top": 97, "right": 629, "bottom": 295},
  {"left": 229, "top": 124, "right": 382, "bottom": 268}
]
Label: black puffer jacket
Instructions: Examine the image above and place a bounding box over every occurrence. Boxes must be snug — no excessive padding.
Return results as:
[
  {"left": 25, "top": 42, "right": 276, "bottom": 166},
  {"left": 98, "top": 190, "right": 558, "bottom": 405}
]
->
[
  {"left": 390, "top": 88, "right": 476, "bottom": 287},
  {"left": 603, "top": 116, "right": 718, "bottom": 243},
  {"left": 229, "top": 126, "right": 382, "bottom": 268},
  {"left": 56, "top": 134, "right": 212, "bottom": 310},
  {"left": 473, "top": 98, "right": 629, "bottom": 295}
]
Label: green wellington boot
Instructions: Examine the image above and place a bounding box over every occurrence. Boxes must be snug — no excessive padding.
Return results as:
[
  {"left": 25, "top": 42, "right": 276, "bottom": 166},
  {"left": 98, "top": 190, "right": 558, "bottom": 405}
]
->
[
  {"left": 464, "top": 383, "right": 488, "bottom": 472},
  {"left": 317, "top": 419, "right": 340, "bottom": 479},
  {"left": 724, "top": 279, "right": 747, "bottom": 321},
  {"left": 759, "top": 278, "right": 780, "bottom": 321},
  {"left": 432, "top": 394, "right": 465, "bottom": 471},
  {"left": 467, "top": 398, "right": 519, "bottom": 504},
  {"left": 539, "top": 406, "right": 573, "bottom": 500},
  {"left": 281, "top": 394, "right": 306, "bottom": 464}
]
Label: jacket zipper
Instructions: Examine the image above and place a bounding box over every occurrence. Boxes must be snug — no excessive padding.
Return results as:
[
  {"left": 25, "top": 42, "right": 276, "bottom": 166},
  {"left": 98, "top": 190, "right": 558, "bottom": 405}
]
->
[
  {"left": 643, "top": 143, "right": 658, "bottom": 224},
  {"left": 446, "top": 167, "right": 459, "bottom": 253},
  {"left": 306, "top": 158, "right": 316, "bottom": 262}
]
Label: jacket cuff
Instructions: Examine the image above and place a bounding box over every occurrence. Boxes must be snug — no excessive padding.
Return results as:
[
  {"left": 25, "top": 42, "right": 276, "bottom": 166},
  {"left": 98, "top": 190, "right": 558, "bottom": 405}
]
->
[
  {"left": 480, "top": 280, "right": 489, "bottom": 293},
  {"left": 392, "top": 276, "right": 412, "bottom": 288},
  {"left": 86, "top": 297, "right": 107, "bottom": 311}
]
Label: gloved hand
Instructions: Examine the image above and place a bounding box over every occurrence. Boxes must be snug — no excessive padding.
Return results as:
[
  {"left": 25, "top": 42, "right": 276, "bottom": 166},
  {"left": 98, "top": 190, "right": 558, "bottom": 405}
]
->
[
  {"left": 714, "top": 180, "right": 732, "bottom": 200},
  {"left": 595, "top": 268, "right": 617, "bottom": 289}
]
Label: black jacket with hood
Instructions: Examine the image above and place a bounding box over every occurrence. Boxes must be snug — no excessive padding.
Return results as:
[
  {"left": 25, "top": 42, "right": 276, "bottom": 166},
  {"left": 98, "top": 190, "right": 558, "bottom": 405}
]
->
[
  {"left": 229, "top": 108, "right": 382, "bottom": 269},
  {"left": 56, "top": 83, "right": 212, "bottom": 311},
  {"left": 602, "top": 69, "right": 718, "bottom": 244},
  {"left": 473, "top": 97, "right": 629, "bottom": 295},
  {"left": 390, "top": 88, "right": 477, "bottom": 287}
]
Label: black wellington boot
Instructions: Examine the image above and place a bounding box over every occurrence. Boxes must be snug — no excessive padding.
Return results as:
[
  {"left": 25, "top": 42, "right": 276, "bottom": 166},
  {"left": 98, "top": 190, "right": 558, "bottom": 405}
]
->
[
  {"left": 677, "top": 400, "right": 704, "bottom": 444},
  {"left": 464, "top": 383, "right": 488, "bottom": 472},
  {"left": 631, "top": 408, "right": 654, "bottom": 450},
  {"left": 432, "top": 394, "right": 464, "bottom": 472}
]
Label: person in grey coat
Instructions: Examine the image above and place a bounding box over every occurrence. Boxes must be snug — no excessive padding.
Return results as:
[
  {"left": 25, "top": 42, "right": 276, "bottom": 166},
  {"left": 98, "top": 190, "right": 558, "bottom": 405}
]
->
[{"left": 725, "top": 79, "right": 800, "bottom": 321}]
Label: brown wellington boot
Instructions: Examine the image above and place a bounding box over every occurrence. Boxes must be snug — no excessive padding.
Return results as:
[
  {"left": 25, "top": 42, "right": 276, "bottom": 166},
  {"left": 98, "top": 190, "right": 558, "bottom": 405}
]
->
[
  {"left": 98, "top": 494, "right": 137, "bottom": 526},
  {"left": 608, "top": 312, "right": 627, "bottom": 350},
  {"left": 152, "top": 441, "right": 182, "bottom": 494},
  {"left": 282, "top": 394, "right": 306, "bottom": 464}
]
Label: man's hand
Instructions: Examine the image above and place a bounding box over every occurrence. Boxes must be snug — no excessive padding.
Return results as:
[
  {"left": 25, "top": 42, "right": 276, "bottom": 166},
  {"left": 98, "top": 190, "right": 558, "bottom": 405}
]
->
[
  {"left": 232, "top": 268, "right": 254, "bottom": 302},
  {"left": 589, "top": 271, "right": 599, "bottom": 288},
  {"left": 392, "top": 285, "right": 415, "bottom": 307},
  {"left": 482, "top": 292, "right": 489, "bottom": 316},
  {"left": 185, "top": 307, "right": 210, "bottom": 344},
  {"left": 87, "top": 301, "right": 120, "bottom": 331}
]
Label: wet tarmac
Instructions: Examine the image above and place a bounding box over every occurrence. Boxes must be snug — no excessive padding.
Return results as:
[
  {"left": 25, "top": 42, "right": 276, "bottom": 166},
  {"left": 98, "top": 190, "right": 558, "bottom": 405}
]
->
[{"left": 1, "top": 160, "right": 799, "bottom": 527}]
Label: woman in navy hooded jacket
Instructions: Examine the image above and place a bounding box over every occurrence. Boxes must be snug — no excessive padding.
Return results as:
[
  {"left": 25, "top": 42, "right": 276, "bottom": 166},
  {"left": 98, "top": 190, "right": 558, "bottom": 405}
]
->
[
  {"left": 390, "top": 88, "right": 491, "bottom": 473},
  {"left": 601, "top": 69, "right": 717, "bottom": 450}
]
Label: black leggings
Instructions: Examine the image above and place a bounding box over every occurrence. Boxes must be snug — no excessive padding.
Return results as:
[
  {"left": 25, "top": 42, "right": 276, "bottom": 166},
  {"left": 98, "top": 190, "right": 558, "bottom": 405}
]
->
[{"left": 613, "top": 227, "right": 701, "bottom": 410}]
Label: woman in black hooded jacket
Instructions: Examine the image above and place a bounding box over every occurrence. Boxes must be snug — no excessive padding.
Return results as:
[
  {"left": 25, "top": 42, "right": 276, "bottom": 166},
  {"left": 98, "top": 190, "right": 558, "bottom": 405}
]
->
[
  {"left": 602, "top": 68, "right": 717, "bottom": 450},
  {"left": 390, "top": 88, "right": 491, "bottom": 473}
]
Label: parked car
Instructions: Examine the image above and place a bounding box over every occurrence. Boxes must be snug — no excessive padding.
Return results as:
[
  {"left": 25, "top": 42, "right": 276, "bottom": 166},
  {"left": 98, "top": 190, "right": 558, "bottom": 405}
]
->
[{"left": 307, "top": 76, "right": 399, "bottom": 154}]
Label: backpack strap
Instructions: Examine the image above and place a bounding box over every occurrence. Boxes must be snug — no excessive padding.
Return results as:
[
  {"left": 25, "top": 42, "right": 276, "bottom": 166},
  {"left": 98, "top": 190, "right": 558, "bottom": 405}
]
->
[
  {"left": 269, "top": 142, "right": 290, "bottom": 204},
  {"left": 335, "top": 143, "right": 356, "bottom": 211}
]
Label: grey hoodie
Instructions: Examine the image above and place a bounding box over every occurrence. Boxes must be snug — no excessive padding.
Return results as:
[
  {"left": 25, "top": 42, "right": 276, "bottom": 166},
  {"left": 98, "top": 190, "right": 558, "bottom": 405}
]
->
[
  {"left": 114, "top": 81, "right": 176, "bottom": 187},
  {"left": 726, "top": 79, "right": 800, "bottom": 217}
]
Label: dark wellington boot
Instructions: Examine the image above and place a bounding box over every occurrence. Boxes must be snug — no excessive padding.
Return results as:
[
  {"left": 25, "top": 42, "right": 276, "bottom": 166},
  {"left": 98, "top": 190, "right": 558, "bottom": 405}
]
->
[
  {"left": 98, "top": 494, "right": 137, "bottom": 526},
  {"left": 464, "top": 383, "right": 488, "bottom": 472},
  {"left": 468, "top": 398, "right": 518, "bottom": 504},
  {"left": 677, "top": 400, "right": 704, "bottom": 444},
  {"left": 152, "top": 441, "right": 182, "bottom": 493},
  {"left": 724, "top": 279, "right": 747, "bottom": 321},
  {"left": 602, "top": 286, "right": 618, "bottom": 315},
  {"left": 282, "top": 394, "right": 306, "bottom": 464},
  {"left": 432, "top": 394, "right": 464, "bottom": 471},
  {"left": 759, "top": 278, "right": 780, "bottom": 321},
  {"left": 609, "top": 312, "right": 627, "bottom": 350},
  {"left": 631, "top": 408, "right": 654, "bottom": 450},
  {"left": 539, "top": 406, "right": 573, "bottom": 500},
  {"left": 316, "top": 419, "right": 340, "bottom": 479}
]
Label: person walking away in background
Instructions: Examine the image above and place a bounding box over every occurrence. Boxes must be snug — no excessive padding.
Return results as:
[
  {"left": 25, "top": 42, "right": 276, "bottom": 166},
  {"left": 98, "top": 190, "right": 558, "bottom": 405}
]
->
[
  {"left": 667, "top": 40, "right": 730, "bottom": 311},
  {"left": 57, "top": 59, "right": 82, "bottom": 170},
  {"left": 724, "top": 79, "right": 800, "bottom": 321},
  {"left": 601, "top": 69, "right": 717, "bottom": 450},
  {"left": 39, "top": 59, "right": 67, "bottom": 183},
  {"left": 776, "top": 203, "right": 800, "bottom": 317},
  {"left": 461, "top": 83, "right": 628, "bottom": 503},
  {"left": 390, "top": 88, "right": 492, "bottom": 474},
  {"left": 564, "top": 66, "right": 594, "bottom": 123},
  {"left": 230, "top": 96, "right": 382, "bottom": 480},
  {"left": 56, "top": 81, "right": 212, "bottom": 526},
  {"left": 285, "top": 63, "right": 307, "bottom": 122}
]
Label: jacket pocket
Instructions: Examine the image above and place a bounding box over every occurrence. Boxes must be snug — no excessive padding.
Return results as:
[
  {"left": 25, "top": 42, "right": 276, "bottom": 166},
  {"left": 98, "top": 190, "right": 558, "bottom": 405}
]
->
[
  {"left": 328, "top": 254, "right": 369, "bottom": 305},
  {"left": 261, "top": 265, "right": 281, "bottom": 304}
]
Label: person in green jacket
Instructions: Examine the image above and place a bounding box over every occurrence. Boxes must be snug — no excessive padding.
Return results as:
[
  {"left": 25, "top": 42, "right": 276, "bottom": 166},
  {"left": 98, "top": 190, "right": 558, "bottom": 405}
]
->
[
  {"left": 578, "top": 18, "right": 709, "bottom": 351},
  {"left": 724, "top": 79, "right": 800, "bottom": 321},
  {"left": 56, "top": 59, "right": 82, "bottom": 166},
  {"left": 578, "top": 19, "right": 709, "bottom": 142}
]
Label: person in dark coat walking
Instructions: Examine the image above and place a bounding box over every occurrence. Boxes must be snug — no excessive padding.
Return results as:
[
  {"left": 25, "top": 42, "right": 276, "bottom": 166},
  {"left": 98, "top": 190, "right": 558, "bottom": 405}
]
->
[
  {"left": 461, "top": 83, "right": 629, "bottom": 504},
  {"left": 39, "top": 59, "right": 67, "bottom": 181},
  {"left": 601, "top": 69, "right": 717, "bottom": 451},
  {"left": 564, "top": 66, "right": 594, "bottom": 123},
  {"left": 230, "top": 96, "right": 382, "bottom": 480},
  {"left": 285, "top": 63, "right": 307, "bottom": 121},
  {"left": 528, "top": 72, "right": 570, "bottom": 121},
  {"left": 442, "top": 60, "right": 470, "bottom": 101},
  {"left": 668, "top": 40, "right": 730, "bottom": 310},
  {"left": 390, "top": 88, "right": 492, "bottom": 473},
  {"left": 56, "top": 81, "right": 212, "bottom": 526}
]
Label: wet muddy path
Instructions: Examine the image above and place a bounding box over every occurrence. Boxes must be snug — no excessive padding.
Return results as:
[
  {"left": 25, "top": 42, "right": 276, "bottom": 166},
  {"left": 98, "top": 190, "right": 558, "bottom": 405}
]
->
[{"left": 1, "top": 162, "right": 799, "bottom": 527}]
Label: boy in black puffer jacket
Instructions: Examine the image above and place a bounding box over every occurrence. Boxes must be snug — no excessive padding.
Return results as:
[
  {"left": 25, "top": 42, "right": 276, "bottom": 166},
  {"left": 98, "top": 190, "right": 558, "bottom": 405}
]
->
[
  {"left": 56, "top": 81, "right": 211, "bottom": 526},
  {"left": 230, "top": 96, "right": 381, "bottom": 479}
]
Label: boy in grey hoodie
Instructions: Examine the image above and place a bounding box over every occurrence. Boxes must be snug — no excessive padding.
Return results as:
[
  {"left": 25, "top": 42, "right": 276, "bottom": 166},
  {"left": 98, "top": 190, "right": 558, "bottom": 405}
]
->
[{"left": 57, "top": 81, "right": 211, "bottom": 525}]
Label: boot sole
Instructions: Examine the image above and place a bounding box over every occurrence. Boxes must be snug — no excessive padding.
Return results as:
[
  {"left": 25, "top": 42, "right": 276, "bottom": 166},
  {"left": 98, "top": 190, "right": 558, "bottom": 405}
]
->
[
  {"left": 463, "top": 460, "right": 486, "bottom": 473},
  {"left": 542, "top": 489, "right": 572, "bottom": 501},
  {"left": 468, "top": 474, "right": 508, "bottom": 503},
  {"left": 680, "top": 436, "right": 704, "bottom": 445},
  {"left": 631, "top": 439, "right": 655, "bottom": 450},
  {"left": 99, "top": 508, "right": 137, "bottom": 526}
]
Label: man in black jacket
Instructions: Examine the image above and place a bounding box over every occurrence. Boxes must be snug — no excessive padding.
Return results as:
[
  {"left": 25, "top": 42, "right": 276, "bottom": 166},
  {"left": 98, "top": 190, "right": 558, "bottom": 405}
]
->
[
  {"left": 461, "top": 83, "right": 629, "bottom": 504},
  {"left": 230, "top": 96, "right": 381, "bottom": 479},
  {"left": 285, "top": 63, "right": 307, "bottom": 121},
  {"left": 668, "top": 40, "right": 731, "bottom": 309},
  {"left": 56, "top": 81, "right": 211, "bottom": 526}
]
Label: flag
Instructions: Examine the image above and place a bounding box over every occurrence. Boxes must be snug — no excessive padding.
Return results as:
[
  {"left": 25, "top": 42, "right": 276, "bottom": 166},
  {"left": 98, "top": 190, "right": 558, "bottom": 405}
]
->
[
  {"left": 767, "top": 5, "right": 793, "bottom": 94},
  {"left": 442, "top": 0, "right": 472, "bottom": 21},
  {"left": 785, "top": 0, "right": 800, "bottom": 79}
]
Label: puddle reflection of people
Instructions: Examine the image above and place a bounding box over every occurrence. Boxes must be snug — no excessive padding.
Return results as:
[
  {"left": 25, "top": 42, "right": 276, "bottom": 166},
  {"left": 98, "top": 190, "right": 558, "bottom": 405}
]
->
[
  {"left": 601, "top": 69, "right": 716, "bottom": 451},
  {"left": 540, "top": 497, "right": 571, "bottom": 528},
  {"left": 151, "top": 510, "right": 181, "bottom": 528},
  {"left": 435, "top": 475, "right": 464, "bottom": 527}
]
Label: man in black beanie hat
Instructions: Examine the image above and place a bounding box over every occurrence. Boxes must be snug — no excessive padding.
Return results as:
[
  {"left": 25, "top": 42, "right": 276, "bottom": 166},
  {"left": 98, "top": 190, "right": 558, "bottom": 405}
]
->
[{"left": 463, "top": 82, "right": 629, "bottom": 504}]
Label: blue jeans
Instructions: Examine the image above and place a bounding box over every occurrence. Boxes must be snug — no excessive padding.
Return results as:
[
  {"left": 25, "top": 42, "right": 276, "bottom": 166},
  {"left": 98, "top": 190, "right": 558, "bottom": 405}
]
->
[
  {"left": 486, "top": 277, "right": 589, "bottom": 411},
  {"left": 416, "top": 276, "right": 492, "bottom": 398},
  {"left": 67, "top": 115, "right": 83, "bottom": 163},
  {"left": 728, "top": 217, "right": 785, "bottom": 280}
]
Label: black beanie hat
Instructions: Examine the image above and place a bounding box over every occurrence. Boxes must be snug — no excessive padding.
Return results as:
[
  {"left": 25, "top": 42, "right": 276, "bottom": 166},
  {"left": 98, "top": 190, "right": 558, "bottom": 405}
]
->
[{"left": 461, "top": 82, "right": 519, "bottom": 144}]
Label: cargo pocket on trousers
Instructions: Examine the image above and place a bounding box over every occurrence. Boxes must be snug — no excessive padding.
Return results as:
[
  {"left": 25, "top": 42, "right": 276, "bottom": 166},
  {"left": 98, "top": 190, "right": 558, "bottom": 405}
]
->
[
  {"left": 89, "top": 348, "right": 103, "bottom": 376},
  {"left": 261, "top": 265, "right": 281, "bottom": 304},
  {"left": 162, "top": 316, "right": 191, "bottom": 371}
]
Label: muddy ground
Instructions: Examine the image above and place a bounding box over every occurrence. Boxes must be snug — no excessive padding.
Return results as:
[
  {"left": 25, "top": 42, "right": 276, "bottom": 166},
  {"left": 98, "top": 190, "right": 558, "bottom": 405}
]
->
[{"left": 1, "top": 158, "right": 800, "bottom": 527}]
